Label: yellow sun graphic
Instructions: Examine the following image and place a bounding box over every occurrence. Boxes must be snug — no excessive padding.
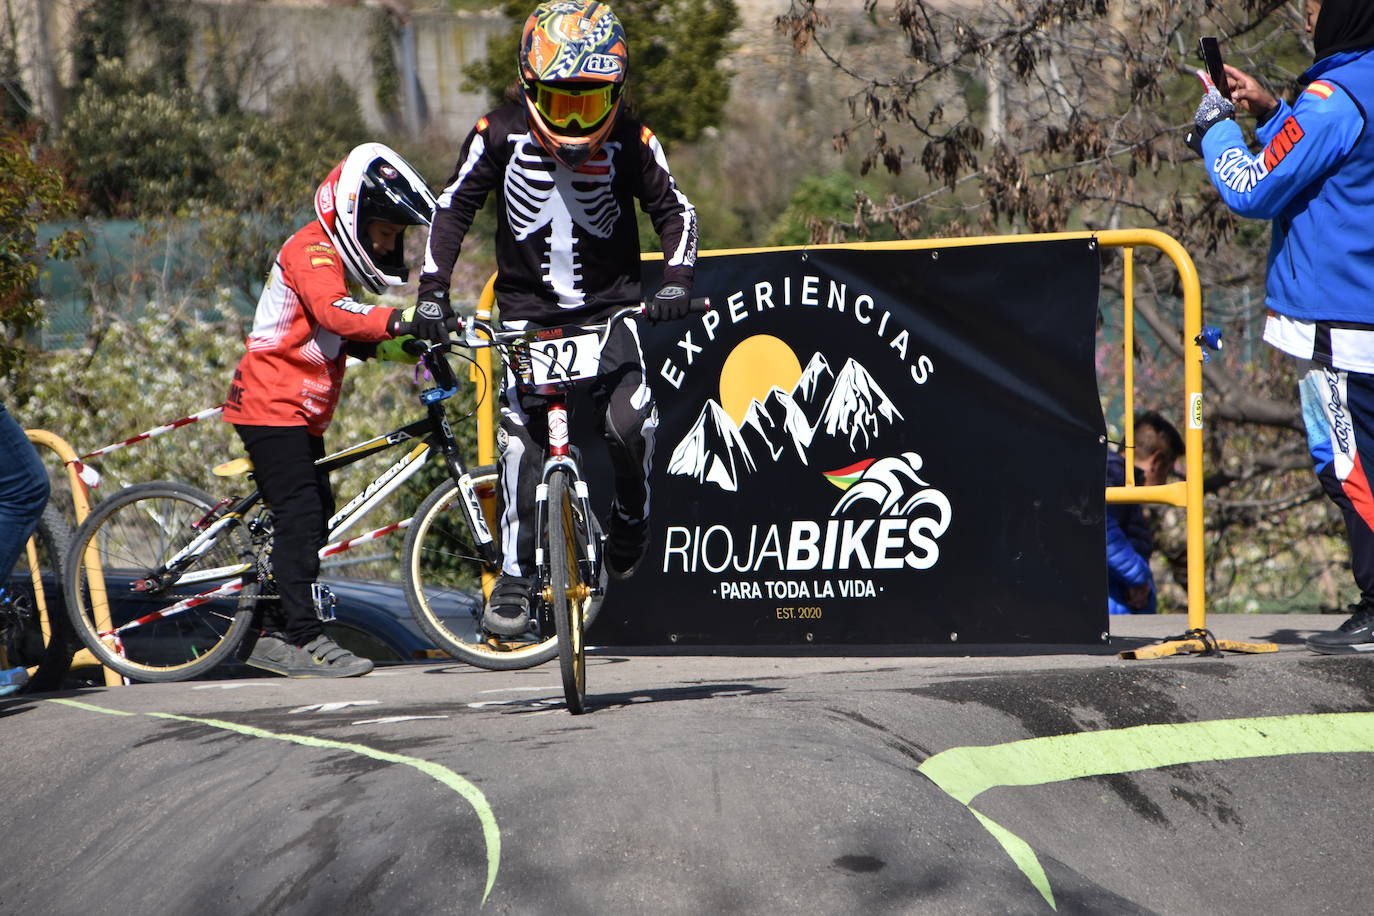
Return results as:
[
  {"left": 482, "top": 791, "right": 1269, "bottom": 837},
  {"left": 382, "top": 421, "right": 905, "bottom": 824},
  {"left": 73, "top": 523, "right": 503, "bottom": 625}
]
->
[{"left": 719, "top": 334, "right": 804, "bottom": 427}]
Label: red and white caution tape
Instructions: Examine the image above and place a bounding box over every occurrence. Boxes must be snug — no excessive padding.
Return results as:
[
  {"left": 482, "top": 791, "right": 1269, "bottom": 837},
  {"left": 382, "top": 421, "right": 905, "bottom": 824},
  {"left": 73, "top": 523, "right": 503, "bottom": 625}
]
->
[
  {"left": 102, "top": 577, "right": 244, "bottom": 636},
  {"left": 319, "top": 517, "right": 413, "bottom": 558},
  {"left": 68, "top": 406, "right": 224, "bottom": 488}
]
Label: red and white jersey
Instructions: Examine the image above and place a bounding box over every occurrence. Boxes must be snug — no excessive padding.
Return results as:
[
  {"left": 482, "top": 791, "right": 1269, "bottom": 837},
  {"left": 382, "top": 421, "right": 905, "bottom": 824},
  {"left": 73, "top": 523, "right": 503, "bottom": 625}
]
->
[{"left": 223, "top": 221, "right": 396, "bottom": 435}]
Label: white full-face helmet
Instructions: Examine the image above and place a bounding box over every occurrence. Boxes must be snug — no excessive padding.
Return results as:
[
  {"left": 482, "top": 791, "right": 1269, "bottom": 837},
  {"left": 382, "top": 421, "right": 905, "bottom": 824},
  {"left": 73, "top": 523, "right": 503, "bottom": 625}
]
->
[{"left": 313, "top": 142, "right": 436, "bottom": 294}]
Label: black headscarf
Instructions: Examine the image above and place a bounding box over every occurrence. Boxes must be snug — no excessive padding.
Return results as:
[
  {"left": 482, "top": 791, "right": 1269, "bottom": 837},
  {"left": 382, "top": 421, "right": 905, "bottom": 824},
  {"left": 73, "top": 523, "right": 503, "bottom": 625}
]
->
[{"left": 1313, "top": 0, "right": 1374, "bottom": 60}]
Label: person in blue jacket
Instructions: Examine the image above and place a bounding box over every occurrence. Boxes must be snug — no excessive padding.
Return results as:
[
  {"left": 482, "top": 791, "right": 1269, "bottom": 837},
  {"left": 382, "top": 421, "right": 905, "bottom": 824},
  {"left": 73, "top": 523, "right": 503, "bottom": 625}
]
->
[
  {"left": 0, "top": 400, "right": 50, "bottom": 695},
  {"left": 1189, "top": 0, "right": 1374, "bottom": 653},
  {"left": 1107, "top": 411, "right": 1183, "bottom": 615}
]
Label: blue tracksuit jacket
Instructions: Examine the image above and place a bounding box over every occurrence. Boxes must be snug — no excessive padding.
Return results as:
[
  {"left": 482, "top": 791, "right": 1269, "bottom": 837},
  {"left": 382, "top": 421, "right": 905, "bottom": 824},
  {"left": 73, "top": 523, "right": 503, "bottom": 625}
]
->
[{"left": 1201, "top": 49, "right": 1374, "bottom": 324}]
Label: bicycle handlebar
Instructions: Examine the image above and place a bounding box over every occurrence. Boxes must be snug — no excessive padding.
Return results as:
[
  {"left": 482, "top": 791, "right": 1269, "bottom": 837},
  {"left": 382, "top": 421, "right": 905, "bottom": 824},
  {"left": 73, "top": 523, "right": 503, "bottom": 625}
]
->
[
  {"left": 462, "top": 297, "right": 712, "bottom": 350},
  {"left": 395, "top": 297, "right": 711, "bottom": 385}
]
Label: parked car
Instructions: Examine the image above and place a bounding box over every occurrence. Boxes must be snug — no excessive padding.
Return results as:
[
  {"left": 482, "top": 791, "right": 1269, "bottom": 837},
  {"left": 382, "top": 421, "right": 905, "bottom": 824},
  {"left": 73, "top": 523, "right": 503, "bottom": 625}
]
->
[{"left": 4, "top": 569, "right": 479, "bottom": 684}]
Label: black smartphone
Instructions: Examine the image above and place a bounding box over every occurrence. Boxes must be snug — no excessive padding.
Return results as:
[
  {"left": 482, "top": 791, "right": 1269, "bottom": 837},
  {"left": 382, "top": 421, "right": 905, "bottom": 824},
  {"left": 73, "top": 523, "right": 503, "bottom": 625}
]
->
[{"left": 1198, "top": 37, "right": 1230, "bottom": 99}]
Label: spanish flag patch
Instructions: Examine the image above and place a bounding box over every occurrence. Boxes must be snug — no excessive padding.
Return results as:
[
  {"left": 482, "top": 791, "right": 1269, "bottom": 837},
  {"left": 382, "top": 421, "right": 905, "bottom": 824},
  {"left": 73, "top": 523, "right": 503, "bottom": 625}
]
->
[
  {"left": 310, "top": 256, "right": 335, "bottom": 269},
  {"left": 1305, "top": 80, "right": 1336, "bottom": 100},
  {"left": 641, "top": 125, "right": 655, "bottom": 145},
  {"left": 476, "top": 116, "right": 489, "bottom": 133}
]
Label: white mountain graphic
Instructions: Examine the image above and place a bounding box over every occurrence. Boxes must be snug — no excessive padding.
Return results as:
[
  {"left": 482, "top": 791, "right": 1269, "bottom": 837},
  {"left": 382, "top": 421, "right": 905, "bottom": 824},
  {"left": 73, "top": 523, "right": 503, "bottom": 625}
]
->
[
  {"left": 740, "top": 387, "right": 814, "bottom": 464},
  {"left": 792, "top": 353, "right": 833, "bottom": 423},
  {"left": 667, "top": 400, "right": 757, "bottom": 492},
  {"left": 669, "top": 350, "right": 909, "bottom": 491},
  {"left": 815, "top": 358, "right": 905, "bottom": 450}
]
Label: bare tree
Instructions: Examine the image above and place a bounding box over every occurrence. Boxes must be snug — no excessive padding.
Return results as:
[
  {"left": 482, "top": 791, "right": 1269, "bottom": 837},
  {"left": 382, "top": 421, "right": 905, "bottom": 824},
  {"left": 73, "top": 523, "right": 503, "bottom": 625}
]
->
[{"left": 775, "top": 0, "right": 1349, "bottom": 611}]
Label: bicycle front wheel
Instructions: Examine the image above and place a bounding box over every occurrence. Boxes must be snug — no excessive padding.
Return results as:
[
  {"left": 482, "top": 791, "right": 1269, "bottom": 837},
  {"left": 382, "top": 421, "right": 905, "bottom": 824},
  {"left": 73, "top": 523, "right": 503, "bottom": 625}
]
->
[
  {"left": 403, "top": 475, "right": 556, "bottom": 670},
  {"left": 2, "top": 503, "right": 76, "bottom": 692},
  {"left": 548, "top": 468, "right": 591, "bottom": 714},
  {"left": 64, "top": 481, "right": 255, "bottom": 682}
]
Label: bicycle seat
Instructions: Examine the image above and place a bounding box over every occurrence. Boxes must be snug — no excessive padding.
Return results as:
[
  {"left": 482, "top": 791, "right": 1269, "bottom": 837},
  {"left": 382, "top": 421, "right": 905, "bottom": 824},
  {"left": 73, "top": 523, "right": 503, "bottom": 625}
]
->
[{"left": 213, "top": 457, "right": 254, "bottom": 477}]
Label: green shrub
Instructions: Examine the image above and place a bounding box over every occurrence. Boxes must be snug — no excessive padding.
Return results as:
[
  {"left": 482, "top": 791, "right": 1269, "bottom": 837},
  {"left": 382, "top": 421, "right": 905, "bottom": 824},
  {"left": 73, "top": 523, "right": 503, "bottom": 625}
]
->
[{"left": 0, "top": 125, "right": 84, "bottom": 381}]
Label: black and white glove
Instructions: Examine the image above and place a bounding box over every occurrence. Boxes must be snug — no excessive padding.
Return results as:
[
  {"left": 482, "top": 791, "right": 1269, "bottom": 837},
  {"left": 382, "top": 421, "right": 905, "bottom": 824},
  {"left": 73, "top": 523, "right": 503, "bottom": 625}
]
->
[
  {"left": 389, "top": 295, "right": 459, "bottom": 343},
  {"left": 647, "top": 283, "right": 691, "bottom": 322},
  {"left": 1185, "top": 87, "right": 1235, "bottom": 155}
]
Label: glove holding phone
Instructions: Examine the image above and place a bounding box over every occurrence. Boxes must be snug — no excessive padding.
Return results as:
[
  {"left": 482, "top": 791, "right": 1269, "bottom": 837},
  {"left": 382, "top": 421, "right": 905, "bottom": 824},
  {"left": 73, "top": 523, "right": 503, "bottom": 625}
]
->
[{"left": 1186, "top": 37, "right": 1236, "bottom": 154}]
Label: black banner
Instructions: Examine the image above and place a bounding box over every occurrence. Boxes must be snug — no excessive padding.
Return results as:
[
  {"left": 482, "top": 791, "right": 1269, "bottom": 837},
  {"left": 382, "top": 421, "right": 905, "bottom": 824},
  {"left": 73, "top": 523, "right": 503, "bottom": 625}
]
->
[{"left": 581, "top": 240, "right": 1107, "bottom": 645}]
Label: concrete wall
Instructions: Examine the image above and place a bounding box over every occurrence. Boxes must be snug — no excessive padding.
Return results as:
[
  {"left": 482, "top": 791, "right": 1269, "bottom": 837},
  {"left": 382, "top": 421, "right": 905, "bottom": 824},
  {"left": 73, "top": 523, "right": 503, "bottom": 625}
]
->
[
  {"left": 2, "top": 0, "right": 507, "bottom": 142},
  {"left": 177, "top": 3, "right": 506, "bottom": 141}
]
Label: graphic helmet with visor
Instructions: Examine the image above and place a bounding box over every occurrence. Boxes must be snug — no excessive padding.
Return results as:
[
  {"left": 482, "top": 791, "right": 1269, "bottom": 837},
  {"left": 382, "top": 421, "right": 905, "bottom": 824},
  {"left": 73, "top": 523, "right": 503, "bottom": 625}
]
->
[
  {"left": 314, "top": 142, "right": 436, "bottom": 294},
  {"left": 518, "top": 0, "right": 628, "bottom": 170}
]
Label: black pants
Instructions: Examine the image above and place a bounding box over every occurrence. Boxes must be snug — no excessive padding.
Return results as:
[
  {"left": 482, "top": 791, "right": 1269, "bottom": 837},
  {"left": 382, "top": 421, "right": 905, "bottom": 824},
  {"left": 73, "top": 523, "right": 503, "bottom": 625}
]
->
[
  {"left": 496, "top": 318, "right": 656, "bottom": 576},
  {"left": 234, "top": 425, "right": 333, "bottom": 646}
]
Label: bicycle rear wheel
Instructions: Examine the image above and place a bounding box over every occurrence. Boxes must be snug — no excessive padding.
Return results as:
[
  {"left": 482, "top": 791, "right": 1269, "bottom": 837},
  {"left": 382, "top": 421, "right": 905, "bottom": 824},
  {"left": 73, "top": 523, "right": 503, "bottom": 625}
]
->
[
  {"left": 548, "top": 468, "right": 591, "bottom": 714},
  {"left": 64, "top": 481, "right": 255, "bottom": 682},
  {"left": 2, "top": 503, "right": 76, "bottom": 693},
  {"left": 404, "top": 475, "right": 559, "bottom": 670}
]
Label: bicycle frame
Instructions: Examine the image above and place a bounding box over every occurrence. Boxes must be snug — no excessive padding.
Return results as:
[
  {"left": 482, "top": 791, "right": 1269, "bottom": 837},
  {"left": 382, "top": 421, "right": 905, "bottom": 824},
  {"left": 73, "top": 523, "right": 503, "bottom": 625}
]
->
[
  {"left": 101, "top": 348, "right": 500, "bottom": 635},
  {"left": 463, "top": 308, "right": 646, "bottom": 606}
]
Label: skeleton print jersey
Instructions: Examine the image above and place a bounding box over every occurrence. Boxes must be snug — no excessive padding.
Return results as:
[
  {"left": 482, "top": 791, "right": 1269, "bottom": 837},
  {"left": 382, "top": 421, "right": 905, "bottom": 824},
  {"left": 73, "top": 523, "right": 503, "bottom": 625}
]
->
[{"left": 420, "top": 105, "right": 697, "bottom": 322}]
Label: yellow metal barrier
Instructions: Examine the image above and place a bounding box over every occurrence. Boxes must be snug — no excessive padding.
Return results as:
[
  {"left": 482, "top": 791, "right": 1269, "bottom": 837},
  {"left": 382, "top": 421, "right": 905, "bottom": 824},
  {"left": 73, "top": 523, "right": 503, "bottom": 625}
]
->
[
  {"left": 25, "top": 429, "right": 124, "bottom": 686},
  {"left": 472, "top": 274, "right": 499, "bottom": 600}
]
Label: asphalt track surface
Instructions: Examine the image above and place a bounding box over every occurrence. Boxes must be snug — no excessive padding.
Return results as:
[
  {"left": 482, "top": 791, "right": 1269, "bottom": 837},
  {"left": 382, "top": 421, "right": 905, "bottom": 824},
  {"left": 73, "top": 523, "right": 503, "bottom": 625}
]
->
[{"left": 3, "top": 613, "right": 1372, "bottom": 916}]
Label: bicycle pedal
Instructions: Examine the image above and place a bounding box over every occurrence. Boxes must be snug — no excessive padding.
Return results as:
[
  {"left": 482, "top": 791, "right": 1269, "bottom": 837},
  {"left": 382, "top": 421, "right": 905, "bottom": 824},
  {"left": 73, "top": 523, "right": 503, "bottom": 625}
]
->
[{"left": 312, "top": 583, "right": 337, "bottom": 622}]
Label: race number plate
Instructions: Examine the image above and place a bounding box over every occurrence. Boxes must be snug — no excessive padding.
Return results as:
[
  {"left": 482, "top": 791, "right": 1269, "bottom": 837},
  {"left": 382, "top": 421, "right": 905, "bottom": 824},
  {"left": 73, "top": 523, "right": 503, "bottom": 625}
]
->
[{"left": 525, "top": 328, "right": 603, "bottom": 385}]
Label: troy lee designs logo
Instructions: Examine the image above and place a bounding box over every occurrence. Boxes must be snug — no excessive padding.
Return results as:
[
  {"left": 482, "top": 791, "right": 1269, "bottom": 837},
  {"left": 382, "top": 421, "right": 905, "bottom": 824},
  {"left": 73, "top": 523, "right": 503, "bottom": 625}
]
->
[{"left": 316, "top": 180, "right": 335, "bottom": 215}]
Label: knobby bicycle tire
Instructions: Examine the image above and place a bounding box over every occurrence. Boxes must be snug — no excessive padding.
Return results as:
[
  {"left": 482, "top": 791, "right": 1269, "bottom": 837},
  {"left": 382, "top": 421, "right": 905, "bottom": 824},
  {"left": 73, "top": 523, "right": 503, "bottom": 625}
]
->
[
  {"left": 64, "top": 481, "right": 256, "bottom": 682},
  {"left": 548, "top": 469, "right": 589, "bottom": 714},
  {"left": 402, "top": 475, "right": 560, "bottom": 670},
  {"left": 2, "top": 503, "right": 76, "bottom": 693}
]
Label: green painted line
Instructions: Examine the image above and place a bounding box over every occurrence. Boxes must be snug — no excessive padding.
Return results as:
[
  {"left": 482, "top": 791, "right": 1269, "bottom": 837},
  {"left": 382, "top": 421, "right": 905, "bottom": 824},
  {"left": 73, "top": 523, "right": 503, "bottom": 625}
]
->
[
  {"left": 49, "top": 698, "right": 501, "bottom": 906},
  {"left": 53, "top": 698, "right": 137, "bottom": 716},
  {"left": 917, "top": 712, "right": 1374, "bottom": 911}
]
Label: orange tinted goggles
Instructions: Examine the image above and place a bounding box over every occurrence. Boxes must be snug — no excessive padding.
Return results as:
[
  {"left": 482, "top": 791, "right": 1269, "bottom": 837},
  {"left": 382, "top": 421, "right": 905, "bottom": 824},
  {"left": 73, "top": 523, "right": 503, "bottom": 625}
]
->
[{"left": 533, "top": 83, "right": 615, "bottom": 128}]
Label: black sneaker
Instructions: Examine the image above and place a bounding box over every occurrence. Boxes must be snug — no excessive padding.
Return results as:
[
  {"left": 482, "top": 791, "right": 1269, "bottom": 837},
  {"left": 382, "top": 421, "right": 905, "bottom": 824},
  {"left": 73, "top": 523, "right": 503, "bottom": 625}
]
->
[
  {"left": 605, "top": 512, "right": 649, "bottom": 580},
  {"left": 483, "top": 575, "right": 533, "bottom": 637},
  {"left": 1306, "top": 603, "right": 1374, "bottom": 655}
]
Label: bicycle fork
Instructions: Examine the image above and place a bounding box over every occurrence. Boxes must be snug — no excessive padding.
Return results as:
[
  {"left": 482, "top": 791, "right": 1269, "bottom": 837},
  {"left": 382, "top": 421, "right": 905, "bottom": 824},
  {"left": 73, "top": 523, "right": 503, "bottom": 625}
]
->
[{"left": 533, "top": 400, "right": 604, "bottom": 601}]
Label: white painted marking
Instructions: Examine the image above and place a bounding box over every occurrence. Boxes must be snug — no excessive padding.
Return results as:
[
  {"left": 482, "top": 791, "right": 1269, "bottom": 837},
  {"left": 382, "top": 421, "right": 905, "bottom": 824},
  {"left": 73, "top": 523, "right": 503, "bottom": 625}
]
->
[
  {"left": 466, "top": 697, "right": 562, "bottom": 711},
  {"left": 289, "top": 700, "right": 382, "bottom": 714},
  {"left": 192, "top": 683, "right": 279, "bottom": 690},
  {"left": 352, "top": 715, "right": 449, "bottom": 725}
]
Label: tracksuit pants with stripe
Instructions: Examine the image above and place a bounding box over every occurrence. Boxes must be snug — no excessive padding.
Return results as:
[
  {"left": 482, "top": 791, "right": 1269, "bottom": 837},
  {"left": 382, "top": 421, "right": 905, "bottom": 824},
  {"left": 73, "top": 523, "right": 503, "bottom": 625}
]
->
[{"left": 1300, "top": 363, "right": 1374, "bottom": 603}]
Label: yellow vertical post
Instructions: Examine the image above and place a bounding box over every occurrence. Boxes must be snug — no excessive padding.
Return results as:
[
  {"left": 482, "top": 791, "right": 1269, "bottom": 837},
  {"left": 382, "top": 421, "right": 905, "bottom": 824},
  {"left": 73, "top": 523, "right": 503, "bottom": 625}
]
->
[
  {"left": 472, "top": 272, "right": 498, "bottom": 468},
  {"left": 1178, "top": 251, "right": 1207, "bottom": 633},
  {"left": 471, "top": 273, "right": 499, "bottom": 599},
  {"left": 25, "top": 428, "right": 123, "bottom": 686},
  {"left": 1121, "top": 247, "right": 1135, "bottom": 485}
]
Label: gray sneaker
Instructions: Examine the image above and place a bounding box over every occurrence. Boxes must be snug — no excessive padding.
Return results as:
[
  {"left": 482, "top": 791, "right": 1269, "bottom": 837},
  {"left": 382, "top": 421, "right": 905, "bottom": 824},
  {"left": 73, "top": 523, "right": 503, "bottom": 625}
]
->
[
  {"left": 245, "top": 633, "right": 373, "bottom": 678},
  {"left": 483, "top": 575, "right": 533, "bottom": 637}
]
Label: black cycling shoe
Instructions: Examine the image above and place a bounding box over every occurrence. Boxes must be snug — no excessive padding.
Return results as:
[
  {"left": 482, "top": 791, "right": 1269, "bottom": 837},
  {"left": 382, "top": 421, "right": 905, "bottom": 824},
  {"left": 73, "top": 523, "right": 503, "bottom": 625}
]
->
[
  {"left": 483, "top": 575, "right": 534, "bottom": 637},
  {"left": 1306, "top": 602, "right": 1374, "bottom": 655},
  {"left": 605, "top": 511, "right": 649, "bottom": 580}
]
